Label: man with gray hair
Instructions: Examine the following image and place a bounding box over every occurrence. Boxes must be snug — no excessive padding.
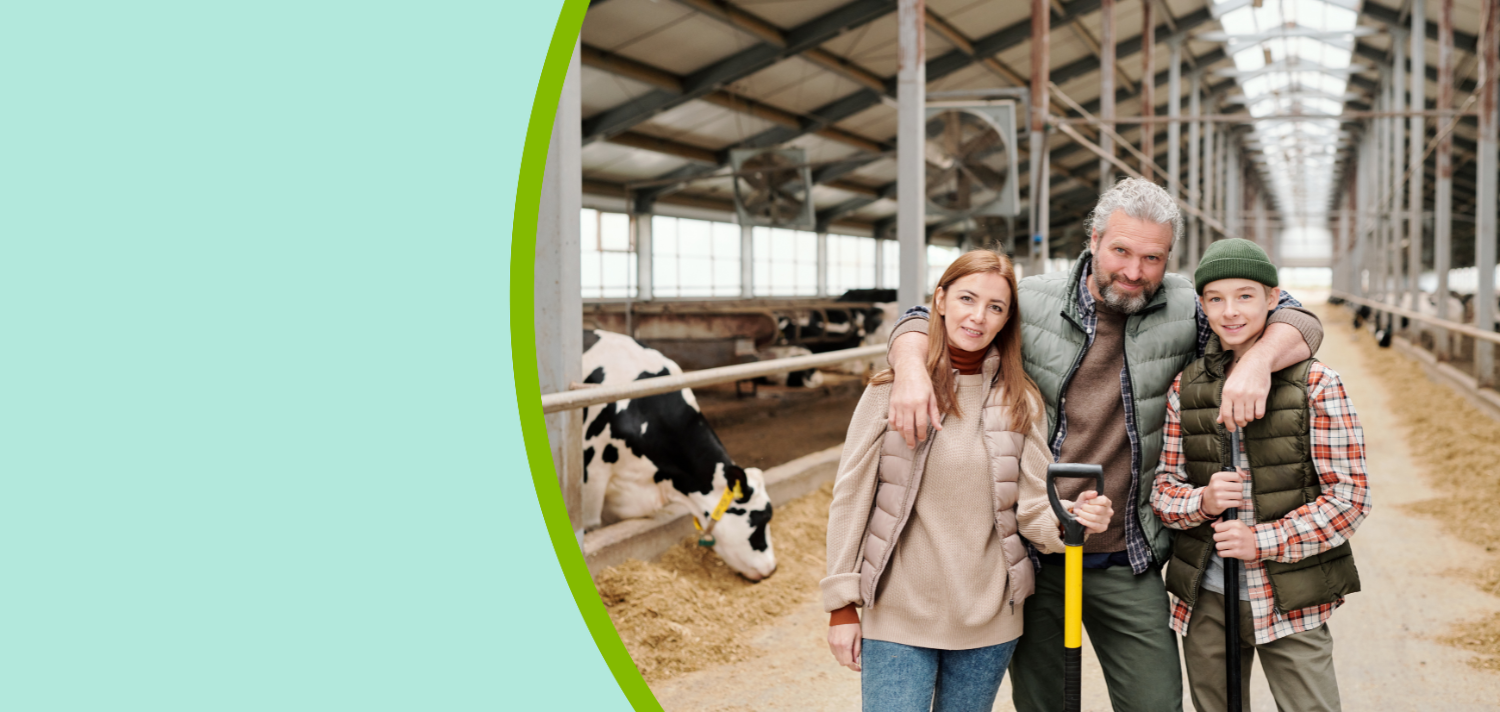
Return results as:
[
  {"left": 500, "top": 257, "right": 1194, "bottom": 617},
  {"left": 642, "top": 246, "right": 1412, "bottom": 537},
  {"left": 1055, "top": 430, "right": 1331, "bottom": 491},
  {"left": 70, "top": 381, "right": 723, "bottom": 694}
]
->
[{"left": 882, "top": 178, "right": 1322, "bottom": 711}]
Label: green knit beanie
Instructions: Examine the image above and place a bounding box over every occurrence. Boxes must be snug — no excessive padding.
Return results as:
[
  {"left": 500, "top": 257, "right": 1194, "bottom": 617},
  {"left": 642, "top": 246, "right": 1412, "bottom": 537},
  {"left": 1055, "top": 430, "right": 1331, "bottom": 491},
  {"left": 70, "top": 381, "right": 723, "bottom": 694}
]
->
[{"left": 1194, "top": 238, "right": 1279, "bottom": 295}]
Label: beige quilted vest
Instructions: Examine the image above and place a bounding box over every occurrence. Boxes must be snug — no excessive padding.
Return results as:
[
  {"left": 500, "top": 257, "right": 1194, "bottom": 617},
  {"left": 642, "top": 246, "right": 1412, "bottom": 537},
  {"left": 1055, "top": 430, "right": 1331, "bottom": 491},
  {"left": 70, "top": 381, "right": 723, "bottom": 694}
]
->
[{"left": 857, "top": 348, "right": 1037, "bottom": 609}]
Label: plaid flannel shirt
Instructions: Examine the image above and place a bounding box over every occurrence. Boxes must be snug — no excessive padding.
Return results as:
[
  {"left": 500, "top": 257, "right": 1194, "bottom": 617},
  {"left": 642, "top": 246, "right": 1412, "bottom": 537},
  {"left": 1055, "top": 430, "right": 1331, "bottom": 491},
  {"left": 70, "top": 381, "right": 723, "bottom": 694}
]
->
[{"left": 1151, "top": 363, "right": 1371, "bottom": 644}]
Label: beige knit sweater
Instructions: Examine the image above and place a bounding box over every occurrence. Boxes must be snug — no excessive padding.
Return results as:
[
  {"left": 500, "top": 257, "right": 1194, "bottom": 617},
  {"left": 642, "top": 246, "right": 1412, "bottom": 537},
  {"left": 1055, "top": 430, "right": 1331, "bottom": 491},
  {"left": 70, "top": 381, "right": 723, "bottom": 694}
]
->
[{"left": 823, "top": 376, "right": 1072, "bottom": 650}]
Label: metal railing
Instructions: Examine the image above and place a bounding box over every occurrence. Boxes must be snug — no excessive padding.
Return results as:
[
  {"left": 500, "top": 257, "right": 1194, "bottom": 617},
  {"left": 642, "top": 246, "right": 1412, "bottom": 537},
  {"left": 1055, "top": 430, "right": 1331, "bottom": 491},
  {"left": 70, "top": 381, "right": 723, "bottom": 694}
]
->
[
  {"left": 1331, "top": 291, "right": 1500, "bottom": 346},
  {"left": 539, "top": 344, "right": 886, "bottom": 415}
]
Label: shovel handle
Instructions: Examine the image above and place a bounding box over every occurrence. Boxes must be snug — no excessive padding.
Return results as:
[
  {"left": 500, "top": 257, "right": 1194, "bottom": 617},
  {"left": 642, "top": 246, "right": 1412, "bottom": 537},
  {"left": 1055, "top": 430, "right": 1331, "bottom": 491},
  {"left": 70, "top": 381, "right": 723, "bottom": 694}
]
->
[{"left": 1047, "top": 463, "right": 1105, "bottom": 548}]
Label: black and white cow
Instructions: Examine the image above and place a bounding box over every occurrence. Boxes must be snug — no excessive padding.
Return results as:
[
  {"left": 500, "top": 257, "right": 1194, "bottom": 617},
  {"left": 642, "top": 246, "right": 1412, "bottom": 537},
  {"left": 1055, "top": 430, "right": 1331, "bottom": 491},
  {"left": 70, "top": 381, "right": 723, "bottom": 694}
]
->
[{"left": 581, "top": 329, "right": 776, "bottom": 580}]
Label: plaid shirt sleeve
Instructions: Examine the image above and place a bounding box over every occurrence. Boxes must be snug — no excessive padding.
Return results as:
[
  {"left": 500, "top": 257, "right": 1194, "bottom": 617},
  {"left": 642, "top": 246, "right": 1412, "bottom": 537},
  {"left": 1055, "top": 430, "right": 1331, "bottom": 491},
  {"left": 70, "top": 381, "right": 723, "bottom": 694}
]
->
[
  {"left": 1151, "top": 374, "right": 1214, "bottom": 529},
  {"left": 1250, "top": 363, "right": 1372, "bottom": 563}
]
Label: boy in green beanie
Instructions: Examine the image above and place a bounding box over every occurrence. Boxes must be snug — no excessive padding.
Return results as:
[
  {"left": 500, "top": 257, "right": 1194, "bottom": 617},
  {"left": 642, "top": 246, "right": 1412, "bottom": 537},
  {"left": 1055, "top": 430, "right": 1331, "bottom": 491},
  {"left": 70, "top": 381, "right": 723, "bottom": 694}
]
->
[{"left": 1150, "top": 239, "right": 1371, "bottom": 712}]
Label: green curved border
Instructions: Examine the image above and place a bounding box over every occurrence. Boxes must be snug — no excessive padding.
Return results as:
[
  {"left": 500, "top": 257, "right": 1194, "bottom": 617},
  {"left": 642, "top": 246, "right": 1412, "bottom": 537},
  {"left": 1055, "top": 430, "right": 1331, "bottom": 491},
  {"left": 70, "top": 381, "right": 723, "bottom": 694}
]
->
[{"left": 509, "top": 2, "right": 663, "bottom": 710}]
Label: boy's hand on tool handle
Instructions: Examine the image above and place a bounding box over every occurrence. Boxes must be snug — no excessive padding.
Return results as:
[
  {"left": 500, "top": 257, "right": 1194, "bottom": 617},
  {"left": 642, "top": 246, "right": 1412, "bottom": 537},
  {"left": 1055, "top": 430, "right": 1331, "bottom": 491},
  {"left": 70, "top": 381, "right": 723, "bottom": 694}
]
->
[
  {"left": 1200, "top": 470, "right": 1252, "bottom": 517},
  {"left": 828, "top": 623, "right": 862, "bottom": 672},
  {"left": 1070, "top": 491, "right": 1114, "bottom": 535},
  {"left": 1211, "top": 520, "right": 1257, "bottom": 561}
]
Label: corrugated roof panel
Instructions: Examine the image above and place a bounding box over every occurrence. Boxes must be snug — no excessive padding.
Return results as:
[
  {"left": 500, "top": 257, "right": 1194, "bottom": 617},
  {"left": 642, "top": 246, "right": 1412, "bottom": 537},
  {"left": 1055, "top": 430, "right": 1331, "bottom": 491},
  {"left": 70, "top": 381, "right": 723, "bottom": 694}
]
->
[
  {"left": 726, "top": 56, "right": 870, "bottom": 115},
  {"left": 933, "top": 0, "right": 1031, "bottom": 41},
  {"left": 633, "top": 100, "right": 779, "bottom": 148},
  {"left": 580, "top": 66, "right": 657, "bottom": 119},
  {"left": 833, "top": 102, "right": 897, "bottom": 140},
  {"left": 589, "top": 8, "right": 762, "bottom": 76},
  {"left": 819, "top": 12, "right": 901, "bottom": 76},
  {"left": 581, "top": 0, "right": 696, "bottom": 53},
  {"left": 736, "top": 0, "right": 863, "bottom": 30},
  {"left": 583, "top": 142, "right": 692, "bottom": 181}
]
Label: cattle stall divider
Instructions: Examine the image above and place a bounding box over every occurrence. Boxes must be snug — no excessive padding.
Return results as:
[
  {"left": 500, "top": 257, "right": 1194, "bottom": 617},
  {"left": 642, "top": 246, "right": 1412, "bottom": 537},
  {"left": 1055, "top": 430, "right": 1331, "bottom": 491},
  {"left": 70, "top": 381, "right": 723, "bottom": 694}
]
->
[{"left": 539, "top": 344, "right": 885, "bottom": 415}]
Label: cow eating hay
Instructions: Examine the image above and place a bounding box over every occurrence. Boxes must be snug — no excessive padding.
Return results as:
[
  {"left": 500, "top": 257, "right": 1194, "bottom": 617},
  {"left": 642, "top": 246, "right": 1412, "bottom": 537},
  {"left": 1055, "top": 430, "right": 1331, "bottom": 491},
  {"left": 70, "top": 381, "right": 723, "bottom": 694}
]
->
[{"left": 582, "top": 329, "right": 776, "bottom": 580}]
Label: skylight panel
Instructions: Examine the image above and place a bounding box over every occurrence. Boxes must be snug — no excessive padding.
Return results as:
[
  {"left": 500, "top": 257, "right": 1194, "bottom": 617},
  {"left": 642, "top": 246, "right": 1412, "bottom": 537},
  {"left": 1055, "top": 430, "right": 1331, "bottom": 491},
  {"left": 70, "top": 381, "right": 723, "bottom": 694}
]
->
[{"left": 1233, "top": 44, "right": 1268, "bottom": 72}]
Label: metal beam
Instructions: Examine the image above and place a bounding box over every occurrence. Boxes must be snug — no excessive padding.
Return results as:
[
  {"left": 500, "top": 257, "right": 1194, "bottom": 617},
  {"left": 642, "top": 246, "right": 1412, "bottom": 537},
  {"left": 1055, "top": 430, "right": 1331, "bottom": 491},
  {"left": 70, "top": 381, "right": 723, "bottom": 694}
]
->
[
  {"left": 1140, "top": 0, "right": 1155, "bottom": 181},
  {"left": 897, "top": 0, "right": 926, "bottom": 309},
  {"left": 1099, "top": 0, "right": 1116, "bottom": 190},
  {"left": 581, "top": 0, "right": 895, "bottom": 143},
  {"left": 1476, "top": 0, "right": 1498, "bottom": 386},
  {"left": 1409, "top": 0, "right": 1426, "bottom": 316},
  {"left": 1032, "top": 0, "right": 1051, "bottom": 272},
  {"left": 1435, "top": 0, "right": 1454, "bottom": 358}
]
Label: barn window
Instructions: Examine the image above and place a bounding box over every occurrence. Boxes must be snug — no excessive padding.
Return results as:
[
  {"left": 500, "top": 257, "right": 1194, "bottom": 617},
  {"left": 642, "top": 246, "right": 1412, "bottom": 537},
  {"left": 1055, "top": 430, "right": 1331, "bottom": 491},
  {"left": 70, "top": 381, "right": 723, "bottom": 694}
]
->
[
  {"left": 580, "top": 208, "right": 638, "bottom": 299},
  {"left": 826, "top": 234, "right": 878, "bottom": 296},
  {"left": 927, "top": 244, "right": 964, "bottom": 292},
  {"left": 880, "top": 239, "right": 900, "bottom": 290},
  {"left": 651, "top": 215, "right": 742, "bottom": 298},
  {"left": 752, "top": 227, "right": 818, "bottom": 296}
]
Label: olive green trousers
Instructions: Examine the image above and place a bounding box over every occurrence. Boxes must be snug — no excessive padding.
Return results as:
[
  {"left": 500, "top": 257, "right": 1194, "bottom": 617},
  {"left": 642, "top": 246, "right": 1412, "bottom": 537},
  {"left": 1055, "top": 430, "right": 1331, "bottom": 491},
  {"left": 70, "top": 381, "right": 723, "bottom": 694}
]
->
[
  {"left": 1182, "top": 589, "right": 1341, "bottom": 712},
  {"left": 1009, "top": 563, "right": 1183, "bottom": 712}
]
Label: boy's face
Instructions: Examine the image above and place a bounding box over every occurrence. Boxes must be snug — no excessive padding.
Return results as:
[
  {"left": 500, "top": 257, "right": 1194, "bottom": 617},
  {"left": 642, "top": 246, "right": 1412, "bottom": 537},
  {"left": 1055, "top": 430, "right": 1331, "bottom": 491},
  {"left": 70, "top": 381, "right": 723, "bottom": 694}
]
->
[{"left": 1201, "top": 278, "right": 1281, "bottom": 351}]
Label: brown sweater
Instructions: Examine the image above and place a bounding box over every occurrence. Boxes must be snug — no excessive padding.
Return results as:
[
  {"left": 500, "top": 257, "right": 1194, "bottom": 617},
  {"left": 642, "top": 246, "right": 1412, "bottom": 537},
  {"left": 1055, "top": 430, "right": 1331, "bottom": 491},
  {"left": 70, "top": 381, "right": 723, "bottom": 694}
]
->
[{"left": 1052, "top": 299, "right": 1131, "bottom": 552}]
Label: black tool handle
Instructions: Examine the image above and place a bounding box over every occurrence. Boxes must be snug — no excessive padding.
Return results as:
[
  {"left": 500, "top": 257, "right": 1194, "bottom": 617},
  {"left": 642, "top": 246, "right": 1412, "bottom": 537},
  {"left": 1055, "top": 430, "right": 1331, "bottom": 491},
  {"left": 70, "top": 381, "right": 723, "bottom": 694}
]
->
[
  {"left": 1063, "top": 646, "right": 1081, "bottom": 712},
  {"left": 1223, "top": 429, "right": 1243, "bottom": 711},
  {"left": 1047, "top": 463, "right": 1105, "bottom": 548}
]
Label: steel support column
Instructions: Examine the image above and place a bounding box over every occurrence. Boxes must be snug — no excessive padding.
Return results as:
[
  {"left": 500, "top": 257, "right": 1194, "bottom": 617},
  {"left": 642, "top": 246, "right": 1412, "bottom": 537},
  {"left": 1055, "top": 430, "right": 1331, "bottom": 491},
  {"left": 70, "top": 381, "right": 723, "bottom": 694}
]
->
[
  {"left": 1188, "top": 70, "right": 1202, "bottom": 270},
  {"left": 1409, "top": 0, "right": 1427, "bottom": 318},
  {"left": 1435, "top": 0, "right": 1455, "bottom": 358},
  {"left": 1031, "top": 0, "right": 1050, "bottom": 275},
  {"left": 1386, "top": 29, "right": 1398, "bottom": 307},
  {"left": 535, "top": 39, "right": 584, "bottom": 549},
  {"left": 740, "top": 222, "right": 754, "bottom": 298},
  {"left": 635, "top": 212, "right": 654, "bottom": 301},
  {"left": 1475, "top": 0, "right": 1498, "bottom": 386},
  {"left": 1168, "top": 36, "right": 1182, "bottom": 270},
  {"left": 1140, "top": 0, "right": 1155, "bottom": 181},
  {"left": 1099, "top": 0, "right": 1116, "bottom": 190},
  {"left": 1203, "top": 103, "right": 1216, "bottom": 245},
  {"left": 897, "top": 0, "right": 927, "bottom": 309}
]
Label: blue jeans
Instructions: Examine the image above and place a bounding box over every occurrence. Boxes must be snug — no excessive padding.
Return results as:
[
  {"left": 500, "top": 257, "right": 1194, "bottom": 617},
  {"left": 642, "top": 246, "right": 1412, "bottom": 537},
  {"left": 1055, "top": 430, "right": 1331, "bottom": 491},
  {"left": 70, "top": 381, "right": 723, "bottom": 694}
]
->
[{"left": 861, "top": 638, "right": 1019, "bottom": 712}]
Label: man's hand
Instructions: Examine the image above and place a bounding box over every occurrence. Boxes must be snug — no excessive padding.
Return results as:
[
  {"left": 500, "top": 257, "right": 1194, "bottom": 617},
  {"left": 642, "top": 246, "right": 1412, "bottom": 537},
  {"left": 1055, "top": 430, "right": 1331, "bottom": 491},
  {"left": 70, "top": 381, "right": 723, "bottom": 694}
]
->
[
  {"left": 1219, "top": 350, "right": 1271, "bottom": 432},
  {"left": 1070, "top": 491, "right": 1114, "bottom": 535},
  {"left": 1211, "top": 520, "right": 1257, "bottom": 561},
  {"left": 888, "top": 331, "right": 940, "bottom": 449},
  {"left": 1200, "top": 470, "right": 1250, "bottom": 518},
  {"left": 827, "top": 623, "right": 862, "bottom": 672}
]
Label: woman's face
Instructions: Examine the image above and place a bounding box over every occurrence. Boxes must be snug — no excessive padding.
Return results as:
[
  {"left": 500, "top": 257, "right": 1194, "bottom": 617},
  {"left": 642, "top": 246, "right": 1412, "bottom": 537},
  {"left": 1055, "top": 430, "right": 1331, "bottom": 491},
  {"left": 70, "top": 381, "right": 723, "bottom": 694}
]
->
[{"left": 935, "top": 271, "right": 1012, "bottom": 353}]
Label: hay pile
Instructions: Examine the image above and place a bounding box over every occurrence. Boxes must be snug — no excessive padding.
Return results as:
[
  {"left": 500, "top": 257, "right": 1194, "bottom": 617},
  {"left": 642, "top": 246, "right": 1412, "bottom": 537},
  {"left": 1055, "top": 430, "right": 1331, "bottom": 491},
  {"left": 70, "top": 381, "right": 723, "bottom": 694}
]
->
[
  {"left": 594, "top": 476, "right": 835, "bottom": 682},
  {"left": 1350, "top": 323, "right": 1500, "bottom": 671}
]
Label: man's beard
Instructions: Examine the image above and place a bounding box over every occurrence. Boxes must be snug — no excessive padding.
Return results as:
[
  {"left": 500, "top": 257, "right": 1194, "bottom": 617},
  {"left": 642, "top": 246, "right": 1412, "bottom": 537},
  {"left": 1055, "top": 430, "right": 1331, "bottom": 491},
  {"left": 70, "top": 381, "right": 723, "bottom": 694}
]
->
[{"left": 1091, "top": 256, "right": 1160, "bottom": 314}]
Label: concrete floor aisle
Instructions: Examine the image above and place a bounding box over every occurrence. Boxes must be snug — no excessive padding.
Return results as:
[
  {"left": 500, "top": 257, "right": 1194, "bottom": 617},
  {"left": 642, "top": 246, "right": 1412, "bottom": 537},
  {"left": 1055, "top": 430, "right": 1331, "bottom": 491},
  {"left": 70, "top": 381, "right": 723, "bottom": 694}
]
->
[{"left": 644, "top": 306, "right": 1500, "bottom": 711}]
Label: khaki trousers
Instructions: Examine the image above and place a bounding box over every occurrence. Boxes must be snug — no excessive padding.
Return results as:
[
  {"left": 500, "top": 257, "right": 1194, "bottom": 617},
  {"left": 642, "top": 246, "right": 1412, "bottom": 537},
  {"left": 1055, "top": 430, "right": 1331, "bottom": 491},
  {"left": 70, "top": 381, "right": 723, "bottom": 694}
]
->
[{"left": 1182, "top": 590, "right": 1341, "bottom": 712}]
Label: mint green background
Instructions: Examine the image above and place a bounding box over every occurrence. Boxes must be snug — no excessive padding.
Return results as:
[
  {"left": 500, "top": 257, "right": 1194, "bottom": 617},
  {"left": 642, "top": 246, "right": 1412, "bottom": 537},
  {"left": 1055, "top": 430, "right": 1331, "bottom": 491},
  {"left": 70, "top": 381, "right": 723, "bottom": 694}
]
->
[{"left": 4, "top": 2, "right": 631, "bottom": 709}]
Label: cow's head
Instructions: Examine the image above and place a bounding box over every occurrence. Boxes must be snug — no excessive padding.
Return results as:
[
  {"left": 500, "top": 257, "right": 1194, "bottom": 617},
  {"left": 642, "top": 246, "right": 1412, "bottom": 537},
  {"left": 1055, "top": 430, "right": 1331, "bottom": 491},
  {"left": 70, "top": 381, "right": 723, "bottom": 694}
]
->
[{"left": 701, "top": 465, "right": 776, "bottom": 581}]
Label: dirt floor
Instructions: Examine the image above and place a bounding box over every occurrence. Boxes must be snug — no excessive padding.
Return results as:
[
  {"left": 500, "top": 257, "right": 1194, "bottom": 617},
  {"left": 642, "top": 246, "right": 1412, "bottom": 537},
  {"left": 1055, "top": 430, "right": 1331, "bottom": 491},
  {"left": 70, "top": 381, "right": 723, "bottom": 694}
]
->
[{"left": 600, "top": 304, "right": 1500, "bottom": 710}]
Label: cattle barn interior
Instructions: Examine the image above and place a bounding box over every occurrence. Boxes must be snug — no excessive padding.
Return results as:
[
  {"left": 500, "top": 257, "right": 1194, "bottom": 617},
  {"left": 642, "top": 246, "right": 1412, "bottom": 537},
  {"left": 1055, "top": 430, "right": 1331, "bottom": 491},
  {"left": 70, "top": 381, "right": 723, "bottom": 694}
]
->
[{"left": 534, "top": 0, "right": 1500, "bottom": 701}]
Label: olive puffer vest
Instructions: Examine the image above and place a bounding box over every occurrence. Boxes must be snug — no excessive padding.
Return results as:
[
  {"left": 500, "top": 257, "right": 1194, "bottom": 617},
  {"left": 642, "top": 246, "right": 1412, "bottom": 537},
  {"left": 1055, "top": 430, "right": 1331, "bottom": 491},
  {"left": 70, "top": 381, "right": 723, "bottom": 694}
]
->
[
  {"left": 1018, "top": 250, "right": 1199, "bottom": 564},
  {"left": 1163, "top": 349, "right": 1361, "bottom": 613},
  {"left": 858, "top": 348, "right": 1036, "bottom": 609}
]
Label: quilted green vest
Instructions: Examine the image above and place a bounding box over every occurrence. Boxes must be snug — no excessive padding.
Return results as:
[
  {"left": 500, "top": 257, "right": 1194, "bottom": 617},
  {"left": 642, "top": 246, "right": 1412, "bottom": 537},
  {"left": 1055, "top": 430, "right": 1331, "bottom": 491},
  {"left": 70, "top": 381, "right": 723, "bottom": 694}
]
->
[
  {"left": 1018, "top": 250, "right": 1199, "bottom": 565},
  {"left": 1163, "top": 348, "right": 1361, "bottom": 613}
]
